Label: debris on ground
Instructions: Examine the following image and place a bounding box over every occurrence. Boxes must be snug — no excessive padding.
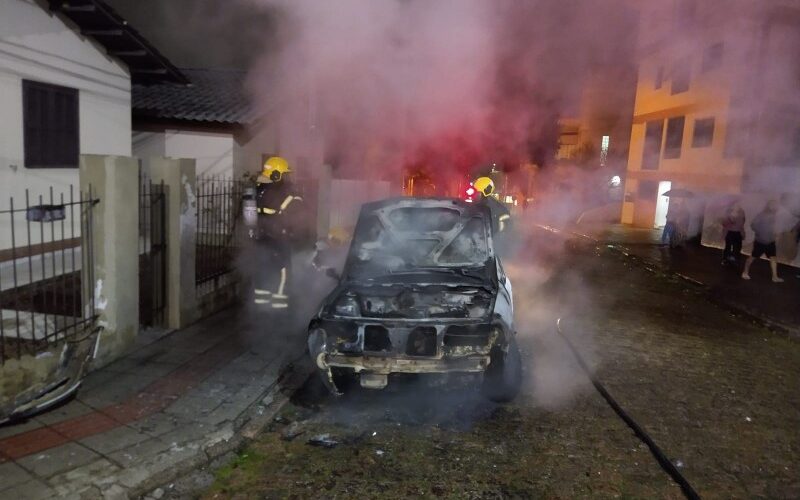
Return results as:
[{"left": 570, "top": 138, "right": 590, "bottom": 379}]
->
[
  {"left": 375, "top": 449, "right": 385, "bottom": 457},
  {"left": 307, "top": 434, "right": 339, "bottom": 448},
  {"left": 281, "top": 422, "right": 305, "bottom": 441}
]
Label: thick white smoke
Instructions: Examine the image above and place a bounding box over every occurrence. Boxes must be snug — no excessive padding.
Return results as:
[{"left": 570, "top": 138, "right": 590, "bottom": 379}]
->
[{"left": 243, "top": 0, "right": 639, "bottom": 182}]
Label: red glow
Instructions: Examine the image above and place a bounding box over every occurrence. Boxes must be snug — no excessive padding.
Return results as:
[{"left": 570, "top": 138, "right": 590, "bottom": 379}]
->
[{"left": 466, "top": 187, "right": 476, "bottom": 196}]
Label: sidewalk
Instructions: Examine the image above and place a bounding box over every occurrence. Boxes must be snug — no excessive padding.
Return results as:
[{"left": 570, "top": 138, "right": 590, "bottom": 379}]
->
[
  {"left": 0, "top": 306, "right": 308, "bottom": 499},
  {"left": 570, "top": 223, "right": 800, "bottom": 335}
]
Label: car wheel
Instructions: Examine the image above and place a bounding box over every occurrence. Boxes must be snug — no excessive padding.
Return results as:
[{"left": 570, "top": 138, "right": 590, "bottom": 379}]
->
[{"left": 482, "top": 335, "right": 522, "bottom": 402}]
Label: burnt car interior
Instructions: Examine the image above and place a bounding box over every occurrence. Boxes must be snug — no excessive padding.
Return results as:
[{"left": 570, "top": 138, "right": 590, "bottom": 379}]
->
[{"left": 308, "top": 198, "right": 521, "bottom": 401}]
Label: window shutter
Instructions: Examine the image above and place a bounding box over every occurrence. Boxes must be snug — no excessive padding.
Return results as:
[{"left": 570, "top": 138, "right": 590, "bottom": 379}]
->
[{"left": 23, "top": 80, "right": 79, "bottom": 168}]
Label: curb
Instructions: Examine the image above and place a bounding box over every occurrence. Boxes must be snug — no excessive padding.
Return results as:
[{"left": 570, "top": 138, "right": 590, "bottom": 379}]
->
[
  {"left": 135, "top": 356, "right": 315, "bottom": 500},
  {"left": 52, "top": 354, "right": 315, "bottom": 499}
]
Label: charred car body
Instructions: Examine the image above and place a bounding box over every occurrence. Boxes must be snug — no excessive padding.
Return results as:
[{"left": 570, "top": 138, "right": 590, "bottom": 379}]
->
[{"left": 308, "top": 197, "right": 521, "bottom": 401}]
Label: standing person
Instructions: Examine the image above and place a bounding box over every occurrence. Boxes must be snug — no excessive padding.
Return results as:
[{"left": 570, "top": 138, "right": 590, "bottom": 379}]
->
[
  {"left": 662, "top": 199, "right": 679, "bottom": 246},
  {"left": 252, "top": 156, "right": 304, "bottom": 309},
  {"left": 674, "top": 201, "right": 690, "bottom": 248},
  {"left": 742, "top": 200, "right": 783, "bottom": 283},
  {"left": 472, "top": 176, "right": 511, "bottom": 234},
  {"left": 720, "top": 202, "right": 746, "bottom": 265}
]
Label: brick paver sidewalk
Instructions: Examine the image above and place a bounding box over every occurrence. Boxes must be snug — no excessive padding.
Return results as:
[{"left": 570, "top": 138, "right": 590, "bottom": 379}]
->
[
  {"left": 0, "top": 306, "right": 307, "bottom": 499},
  {"left": 570, "top": 223, "right": 800, "bottom": 334}
]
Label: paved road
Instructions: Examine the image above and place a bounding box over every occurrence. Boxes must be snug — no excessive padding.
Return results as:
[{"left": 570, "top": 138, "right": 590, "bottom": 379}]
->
[
  {"left": 574, "top": 223, "right": 800, "bottom": 332},
  {"left": 201, "top": 230, "right": 800, "bottom": 499}
]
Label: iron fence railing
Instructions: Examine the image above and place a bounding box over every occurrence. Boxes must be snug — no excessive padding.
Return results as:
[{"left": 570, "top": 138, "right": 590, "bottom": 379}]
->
[
  {"left": 139, "top": 173, "right": 167, "bottom": 327},
  {"left": 195, "top": 177, "right": 245, "bottom": 294},
  {"left": 0, "top": 186, "right": 98, "bottom": 365}
]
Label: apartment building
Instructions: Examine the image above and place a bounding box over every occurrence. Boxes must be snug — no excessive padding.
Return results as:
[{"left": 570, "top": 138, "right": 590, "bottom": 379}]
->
[{"left": 621, "top": 0, "right": 800, "bottom": 229}]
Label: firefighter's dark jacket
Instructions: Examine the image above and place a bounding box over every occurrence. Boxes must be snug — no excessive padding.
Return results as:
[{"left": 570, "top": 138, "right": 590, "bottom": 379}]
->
[
  {"left": 255, "top": 180, "right": 302, "bottom": 238},
  {"left": 480, "top": 195, "right": 511, "bottom": 234}
]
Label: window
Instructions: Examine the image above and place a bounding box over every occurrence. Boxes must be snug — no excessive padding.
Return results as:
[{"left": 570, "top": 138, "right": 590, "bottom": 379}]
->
[
  {"left": 600, "top": 135, "right": 610, "bottom": 166},
  {"left": 664, "top": 116, "right": 686, "bottom": 159},
  {"left": 23, "top": 80, "right": 79, "bottom": 168},
  {"left": 692, "top": 117, "right": 715, "bottom": 147},
  {"left": 702, "top": 43, "right": 723, "bottom": 72},
  {"left": 671, "top": 59, "right": 691, "bottom": 94},
  {"left": 655, "top": 66, "right": 664, "bottom": 89},
  {"left": 642, "top": 120, "right": 664, "bottom": 170}
]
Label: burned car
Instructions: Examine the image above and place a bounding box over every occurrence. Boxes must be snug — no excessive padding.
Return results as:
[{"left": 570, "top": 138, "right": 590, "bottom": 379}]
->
[{"left": 308, "top": 197, "right": 521, "bottom": 401}]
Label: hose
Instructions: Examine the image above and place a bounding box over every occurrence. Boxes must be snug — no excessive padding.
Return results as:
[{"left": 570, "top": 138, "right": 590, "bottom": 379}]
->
[{"left": 555, "top": 318, "right": 701, "bottom": 500}]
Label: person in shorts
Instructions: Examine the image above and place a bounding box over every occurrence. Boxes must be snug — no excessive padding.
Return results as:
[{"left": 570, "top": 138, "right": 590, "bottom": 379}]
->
[{"left": 742, "top": 200, "right": 783, "bottom": 283}]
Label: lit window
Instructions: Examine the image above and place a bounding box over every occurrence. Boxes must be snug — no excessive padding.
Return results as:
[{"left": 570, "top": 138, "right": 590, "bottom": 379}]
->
[{"left": 600, "top": 135, "right": 610, "bottom": 166}]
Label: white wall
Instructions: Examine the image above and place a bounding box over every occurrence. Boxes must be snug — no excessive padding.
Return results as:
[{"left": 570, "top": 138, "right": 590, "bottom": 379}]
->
[
  {"left": 329, "top": 179, "right": 393, "bottom": 235},
  {"left": 132, "top": 131, "right": 166, "bottom": 171},
  {"left": 0, "top": 0, "right": 131, "bottom": 249},
  {"left": 164, "top": 130, "right": 234, "bottom": 178}
]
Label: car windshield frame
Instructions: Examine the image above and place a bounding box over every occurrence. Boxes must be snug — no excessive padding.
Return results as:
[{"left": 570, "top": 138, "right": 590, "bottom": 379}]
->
[{"left": 342, "top": 198, "right": 495, "bottom": 281}]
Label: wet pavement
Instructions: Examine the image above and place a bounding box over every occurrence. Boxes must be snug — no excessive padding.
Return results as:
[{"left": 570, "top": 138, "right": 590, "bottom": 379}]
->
[
  {"left": 573, "top": 223, "right": 800, "bottom": 333},
  {"left": 201, "top": 229, "right": 800, "bottom": 499},
  {"left": 0, "top": 306, "right": 308, "bottom": 499}
]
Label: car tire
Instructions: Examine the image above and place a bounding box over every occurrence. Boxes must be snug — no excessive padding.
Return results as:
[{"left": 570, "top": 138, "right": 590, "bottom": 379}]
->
[{"left": 482, "top": 335, "right": 522, "bottom": 402}]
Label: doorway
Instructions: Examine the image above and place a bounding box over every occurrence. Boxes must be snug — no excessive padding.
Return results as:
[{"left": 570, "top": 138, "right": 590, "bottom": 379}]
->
[{"left": 654, "top": 181, "right": 672, "bottom": 228}]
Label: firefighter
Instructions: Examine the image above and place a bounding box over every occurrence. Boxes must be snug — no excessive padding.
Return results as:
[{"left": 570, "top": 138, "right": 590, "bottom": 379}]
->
[
  {"left": 252, "top": 156, "right": 303, "bottom": 310},
  {"left": 473, "top": 176, "right": 511, "bottom": 234}
]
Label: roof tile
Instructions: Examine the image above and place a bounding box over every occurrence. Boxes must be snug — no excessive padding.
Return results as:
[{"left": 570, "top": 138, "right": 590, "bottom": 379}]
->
[{"left": 132, "top": 69, "right": 254, "bottom": 125}]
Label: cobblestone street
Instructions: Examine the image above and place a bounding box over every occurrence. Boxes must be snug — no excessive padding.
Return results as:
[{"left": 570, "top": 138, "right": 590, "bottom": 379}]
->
[{"left": 203, "top": 231, "right": 800, "bottom": 499}]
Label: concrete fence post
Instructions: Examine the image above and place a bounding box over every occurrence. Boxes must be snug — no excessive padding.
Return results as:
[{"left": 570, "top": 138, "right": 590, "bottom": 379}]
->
[
  {"left": 149, "top": 157, "right": 198, "bottom": 329},
  {"left": 79, "top": 154, "right": 139, "bottom": 367}
]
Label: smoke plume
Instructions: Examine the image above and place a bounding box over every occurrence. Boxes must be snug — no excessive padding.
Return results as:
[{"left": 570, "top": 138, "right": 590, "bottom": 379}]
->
[{"left": 244, "top": 0, "right": 638, "bottom": 181}]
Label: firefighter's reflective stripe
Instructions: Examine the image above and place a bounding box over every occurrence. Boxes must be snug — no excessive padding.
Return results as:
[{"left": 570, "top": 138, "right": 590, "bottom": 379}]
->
[
  {"left": 274, "top": 267, "right": 288, "bottom": 299},
  {"left": 254, "top": 298, "right": 270, "bottom": 305},
  {"left": 254, "top": 289, "right": 271, "bottom": 295},
  {"left": 258, "top": 207, "right": 277, "bottom": 215},
  {"left": 498, "top": 214, "right": 511, "bottom": 232},
  {"left": 279, "top": 196, "right": 292, "bottom": 211},
  {"left": 271, "top": 302, "right": 288, "bottom": 309}
]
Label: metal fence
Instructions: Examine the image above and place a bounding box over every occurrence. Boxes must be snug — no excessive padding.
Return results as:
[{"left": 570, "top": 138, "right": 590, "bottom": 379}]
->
[
  {"left": 0, "top": 186, "right": 98, "bottom": 365},
  {"left": 195, "top": 177, "right": 245, "bottom": 295},
  {"left": 139, "top": 173, "right": 167, "bottom": 327}
]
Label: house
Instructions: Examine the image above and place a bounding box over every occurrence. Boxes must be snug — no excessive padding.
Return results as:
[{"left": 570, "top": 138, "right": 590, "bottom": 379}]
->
[
  {"left": 131, "top": 68, "right": 271, "bottom": 181},
  {"left": 621, "top": 0, "right": 800, "bottom": 231},
  {"left": 0, "top": 0, "right": 186, "bottom": 250}
]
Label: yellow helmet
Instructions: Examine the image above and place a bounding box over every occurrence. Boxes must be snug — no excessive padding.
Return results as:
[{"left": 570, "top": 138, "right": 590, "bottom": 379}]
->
[
  {"left": 473, "top": 176, "right": 494, "bottom": 197},
  {"left": 260, "top": 156, "right": 291, "bottom": 183}
]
